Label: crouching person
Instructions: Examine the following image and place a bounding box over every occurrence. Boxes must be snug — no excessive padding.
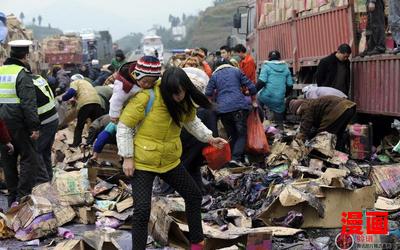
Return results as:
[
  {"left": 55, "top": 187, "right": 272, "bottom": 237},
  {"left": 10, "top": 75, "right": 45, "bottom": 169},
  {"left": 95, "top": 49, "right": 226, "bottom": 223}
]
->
[
  {"left": 61, "top": 75, "right": 105, "bottom": 147},
  {"left": 289, "top": 96, "right": 356, "bottom": 151},
  {"left": 117, "top": 67, "right": 227, "bottom": 250}
]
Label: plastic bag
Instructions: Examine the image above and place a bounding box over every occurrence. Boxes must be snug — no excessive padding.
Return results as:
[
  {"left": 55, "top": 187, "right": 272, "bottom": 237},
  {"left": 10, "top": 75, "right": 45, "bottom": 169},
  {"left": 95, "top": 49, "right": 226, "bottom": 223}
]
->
[
  {"left": 202, "top": 143, "right": 231, "bottom": 170},
  {"left": 246, "top": 109, "right": 269, "bottom": 154}
]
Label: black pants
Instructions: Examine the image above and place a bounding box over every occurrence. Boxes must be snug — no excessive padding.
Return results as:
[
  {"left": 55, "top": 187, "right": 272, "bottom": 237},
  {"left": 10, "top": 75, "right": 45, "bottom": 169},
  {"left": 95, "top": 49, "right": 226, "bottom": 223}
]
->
[
  {"left": 73, "top": 103, "right": 104, "bottom": 146},
  {"left": 156, "top": 108, "right": 219, "bottom": 195},
  {"left": 131, "top": 165, "right": 204, "bottom": 249},
  {"left": 273, "top": 112, "right": 284, "bottom": 130},
  {"left": 366, "top": 0, "right": 386, "bottom": 51},
  {"left": 38, "top": 119, "right": 59, "bottom": 180},
  {"left": 220, "top": 110, "right": 249, "bottom": 161},
  {"left": 179, "top": 108, "right": 218, "bottom": 191},
  {"left": 325, "top": 106, "right": 356, "bottom": 151},
  {"left": 1, "top": 128, "right": 47, "bottom": 205}
]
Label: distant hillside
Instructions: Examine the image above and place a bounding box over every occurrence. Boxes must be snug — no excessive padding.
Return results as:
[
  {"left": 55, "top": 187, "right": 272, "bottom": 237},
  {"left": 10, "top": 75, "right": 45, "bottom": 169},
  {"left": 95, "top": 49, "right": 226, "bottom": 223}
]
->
[
  {"left": 115, "top": 33, "right": 143, "bottom": 54},
  {"left": 26, "top": 24, "right": 63, "bottom": 41},
  {"left": 188, "top": 0, "right": 246, "bottom": 51},
  {"left": 116, "top": 0, "right": 247, "bottom": 53}
]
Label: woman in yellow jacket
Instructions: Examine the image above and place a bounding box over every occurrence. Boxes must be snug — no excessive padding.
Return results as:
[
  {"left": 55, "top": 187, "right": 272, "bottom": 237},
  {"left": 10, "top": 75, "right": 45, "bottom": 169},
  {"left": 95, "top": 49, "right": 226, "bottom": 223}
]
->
[{"left": 117, "top": 67, "right": 227, "bottom": 250}]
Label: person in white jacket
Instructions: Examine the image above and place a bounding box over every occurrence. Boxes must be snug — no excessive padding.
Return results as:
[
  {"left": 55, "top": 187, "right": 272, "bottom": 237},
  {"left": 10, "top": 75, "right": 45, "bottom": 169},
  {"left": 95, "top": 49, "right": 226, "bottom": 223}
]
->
[
  {"left": 302, "top": 85, "right": 348, "bottom": 99},
  {"left": 109, "top": 56, "right": 161, "bottom": 123}
]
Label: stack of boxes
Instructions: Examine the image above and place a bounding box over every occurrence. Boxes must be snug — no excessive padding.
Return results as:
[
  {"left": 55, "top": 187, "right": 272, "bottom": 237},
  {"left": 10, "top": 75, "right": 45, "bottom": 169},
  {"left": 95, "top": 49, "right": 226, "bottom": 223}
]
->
[
  {"left": 259, "top": 0, "right": 352, "bottom": 27},
  {"left": 42, "top": 36, "right": 82, "bottom": 55}
]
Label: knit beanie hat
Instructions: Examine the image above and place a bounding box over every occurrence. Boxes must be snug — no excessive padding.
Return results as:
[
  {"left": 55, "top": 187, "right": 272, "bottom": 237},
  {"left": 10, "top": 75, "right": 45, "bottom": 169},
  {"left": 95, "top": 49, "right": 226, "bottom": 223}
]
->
[
  {"left": 289, "top": 99, "right": 305, "bottom": 114},
  {"left": 133, "top": 56, "right": 162, "bottom": 80}
]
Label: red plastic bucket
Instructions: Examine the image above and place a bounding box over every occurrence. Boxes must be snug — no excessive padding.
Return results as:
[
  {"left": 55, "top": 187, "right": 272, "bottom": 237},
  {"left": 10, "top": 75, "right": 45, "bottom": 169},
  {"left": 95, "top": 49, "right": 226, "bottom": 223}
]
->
[{"left": 202, "top": 143, "right": 231, "bottom": 170}]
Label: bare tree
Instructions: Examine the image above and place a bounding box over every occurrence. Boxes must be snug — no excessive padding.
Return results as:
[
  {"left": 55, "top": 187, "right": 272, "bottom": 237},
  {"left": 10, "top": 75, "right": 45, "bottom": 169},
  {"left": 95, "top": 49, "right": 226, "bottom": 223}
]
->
[
  {"left": 32, "top": 17, "right": 36, "bottom": 25},
  {"left": 38, "top": 15, "right": 42, "bottom": 26},
  {"left": 19, "top": 12, "right": 25, "bottom": 24}
]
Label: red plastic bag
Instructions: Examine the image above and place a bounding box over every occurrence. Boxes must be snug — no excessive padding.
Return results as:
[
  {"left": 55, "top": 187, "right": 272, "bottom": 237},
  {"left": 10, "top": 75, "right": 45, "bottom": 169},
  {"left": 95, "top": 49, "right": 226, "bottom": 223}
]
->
[
  {"left": 202, "top": 143, "right": 231, "bottom": 170},
  {"left": 246, "top": 109, "right": 270, "bottom": 154}
]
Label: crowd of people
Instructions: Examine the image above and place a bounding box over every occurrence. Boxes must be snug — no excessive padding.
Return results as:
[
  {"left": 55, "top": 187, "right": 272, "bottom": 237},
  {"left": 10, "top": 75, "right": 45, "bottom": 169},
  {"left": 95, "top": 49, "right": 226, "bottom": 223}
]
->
[{"left": 0, "top": 38, "right": 361, "bottom": 249}]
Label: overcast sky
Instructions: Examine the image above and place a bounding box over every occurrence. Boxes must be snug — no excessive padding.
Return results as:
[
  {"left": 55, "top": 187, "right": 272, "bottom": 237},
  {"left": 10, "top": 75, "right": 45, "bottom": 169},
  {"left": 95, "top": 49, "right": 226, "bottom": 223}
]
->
[{"left": 2, "top": 0, "right": 214, "bottom": 39}]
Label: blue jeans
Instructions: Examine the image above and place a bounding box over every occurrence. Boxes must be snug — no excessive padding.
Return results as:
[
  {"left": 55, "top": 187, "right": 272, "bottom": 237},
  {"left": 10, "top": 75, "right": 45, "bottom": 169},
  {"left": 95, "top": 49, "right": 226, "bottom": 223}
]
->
[{"left": 220, "top": 109, "right": 249, "bottom": 161}]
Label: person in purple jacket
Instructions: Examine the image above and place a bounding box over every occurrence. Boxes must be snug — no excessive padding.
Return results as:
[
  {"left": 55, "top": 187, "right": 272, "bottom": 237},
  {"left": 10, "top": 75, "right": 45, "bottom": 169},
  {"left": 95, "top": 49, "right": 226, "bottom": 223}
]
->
[{"left": 205, "top": 58, "right": 258, "bottom": 167}]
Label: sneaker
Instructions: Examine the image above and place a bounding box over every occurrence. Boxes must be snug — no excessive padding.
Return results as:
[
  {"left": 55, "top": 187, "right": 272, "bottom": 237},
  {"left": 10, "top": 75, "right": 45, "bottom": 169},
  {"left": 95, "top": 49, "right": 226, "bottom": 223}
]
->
[{"left": 228, "top": 160, "right": 246, "bottom": 168}]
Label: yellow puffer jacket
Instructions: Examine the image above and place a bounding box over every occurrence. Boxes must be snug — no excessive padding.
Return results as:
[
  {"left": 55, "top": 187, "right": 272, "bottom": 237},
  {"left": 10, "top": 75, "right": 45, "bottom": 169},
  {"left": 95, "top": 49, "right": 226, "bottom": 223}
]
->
[{"left": 119, "top": 84, "right": 195, "bottom": 173}]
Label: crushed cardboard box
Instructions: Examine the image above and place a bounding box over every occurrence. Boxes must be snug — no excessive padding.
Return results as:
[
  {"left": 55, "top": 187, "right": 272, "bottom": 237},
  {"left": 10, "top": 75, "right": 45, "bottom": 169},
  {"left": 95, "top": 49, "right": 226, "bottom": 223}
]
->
[
  {"left": 7, "top": 195, "right": 53, "bottom": 231},
  {"left": 149, "top": 197, "right": 280, "bottom": 249},
  {"left": 371, "top": 164, "right": 400, "bottom": 198},
  {"left": 54, "top": 239, "right": 95, "bottom": 250},
  {"left": 32, "top": 182, "right": 76, "bottom": 227},
  {"left": 266, "top": 139, "right": 307, "bottom": 167},
  {"left": 53, "top": 169, "right": 93, "bottom": 206},
  {"left": 258, "top": 185, "right": 375, "bottom": 228},
  {"left": 0, "top": 216, "right": 14, "bottom": 239},
  {"left": 74, "top": 207, "right": 97, "bottom": 225},
  {"left": 83, "top": 228, "right": 132, "bottom": 250},
  {"left": 307, "top": 132, "right": 337, "bottom": 158}
]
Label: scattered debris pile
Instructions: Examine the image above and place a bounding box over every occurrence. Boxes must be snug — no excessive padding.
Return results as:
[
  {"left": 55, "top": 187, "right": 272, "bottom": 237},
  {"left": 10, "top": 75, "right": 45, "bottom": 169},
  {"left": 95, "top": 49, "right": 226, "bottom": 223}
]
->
[{"left": 1, "top": 125, "right": 400, "bottom": 249}]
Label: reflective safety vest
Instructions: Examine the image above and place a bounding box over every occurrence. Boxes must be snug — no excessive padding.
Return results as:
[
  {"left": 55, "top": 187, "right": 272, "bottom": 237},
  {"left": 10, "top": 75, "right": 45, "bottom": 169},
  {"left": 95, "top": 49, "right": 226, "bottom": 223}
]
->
[
  {"left": 0, "top": 65, "right": 24, "bottom": 104},
  {"left": 33, "top": 75, "right": 55, "bottom": 115}
]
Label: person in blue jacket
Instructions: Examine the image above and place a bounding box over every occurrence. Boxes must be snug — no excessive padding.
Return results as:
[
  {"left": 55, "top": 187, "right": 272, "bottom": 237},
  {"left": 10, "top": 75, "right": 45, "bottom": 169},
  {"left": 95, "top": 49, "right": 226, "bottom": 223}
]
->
[
  {"left": 206, "top": 58, "right": 258, "bottom": 167},
  {"left": 257, "top": 50, "right": 293, "bottom": 130}
]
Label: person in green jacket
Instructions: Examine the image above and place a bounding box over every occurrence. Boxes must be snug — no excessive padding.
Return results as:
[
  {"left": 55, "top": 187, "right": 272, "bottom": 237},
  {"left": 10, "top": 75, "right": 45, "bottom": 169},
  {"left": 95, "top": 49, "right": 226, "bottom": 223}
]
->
[
  {"left": 117, "top": 67, "right": 227, "bottom": 250},
  {"left": 110, "top": 49, "right": 126, "bottom": 71}
]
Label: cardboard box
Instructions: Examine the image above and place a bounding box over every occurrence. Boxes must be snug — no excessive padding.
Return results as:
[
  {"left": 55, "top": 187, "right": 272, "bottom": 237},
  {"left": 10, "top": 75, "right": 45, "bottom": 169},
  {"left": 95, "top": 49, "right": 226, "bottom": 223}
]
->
[
  {"left": 295, "top": 0, "right": 307, "bottom": 12},
  {"left": 149, "top": 197, "right": 282, "bottom": 249},
  {"left": 53, "top": 169, "right": 92, "bottom": 206},
  {"left": 285, "top": 0, "right": 294, "bottom": 9},
  {"left": 305, "top": 0, "right": 313, "bottom": 10},
  {"left": 54, "top": 240, "right": 94, "bottom": 250},
  {"left": 259, "top": 14, "right": 267, "bottom": 28},
  {"left": 371, "top": 164, "right": 400, "bottom": 198},
  {"left": 354, "top": 0, "right": 366, "bottom": 13},
  {"left": 264, "top": 2, "right": 274, "bottom": 13},
  {"left": 257, "top": 185, "right": 375, "bottom": 228},
  {"left": 116, "top": 197, "right": 133, "bottom": 213},
  {"left": 268, "top": 11, "right": 276, "bottom": 24},
  {"left": 276, "top": 9, "right": 285, "bottom": 22},
  {"left": 319, "top": 3, "right": 332, "bottom": 11},
  {"left": 75, "top": 206, "right": 96, "bottom": 225},
  {"left": 278, "top": 0, "right": 285, "bottom": 9},
  {"left": 285, "top": 7, "right": 295, "bottom": 19},
  {"left": 9, "top": 196, "right": 53, "bottom": 231}
]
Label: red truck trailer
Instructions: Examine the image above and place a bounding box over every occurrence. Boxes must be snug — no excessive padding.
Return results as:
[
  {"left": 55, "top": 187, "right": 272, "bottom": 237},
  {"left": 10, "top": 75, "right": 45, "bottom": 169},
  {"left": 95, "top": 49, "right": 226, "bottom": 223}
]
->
[
  {"left": 42, "top": 34, "right": 83, "bottom": 71},
  {"left": 235, "top": 0, "right": 400, "bottom": 117}
]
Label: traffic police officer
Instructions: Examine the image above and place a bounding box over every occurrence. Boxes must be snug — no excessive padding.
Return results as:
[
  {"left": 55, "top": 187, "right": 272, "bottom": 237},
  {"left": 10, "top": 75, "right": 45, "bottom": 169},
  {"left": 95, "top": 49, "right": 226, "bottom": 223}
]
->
[
  {"left": 0, "top": 40, "right": 48, "bottom": 206},
  {"left": 33, "top": 74, "right": 59, "bottom": 180}
]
